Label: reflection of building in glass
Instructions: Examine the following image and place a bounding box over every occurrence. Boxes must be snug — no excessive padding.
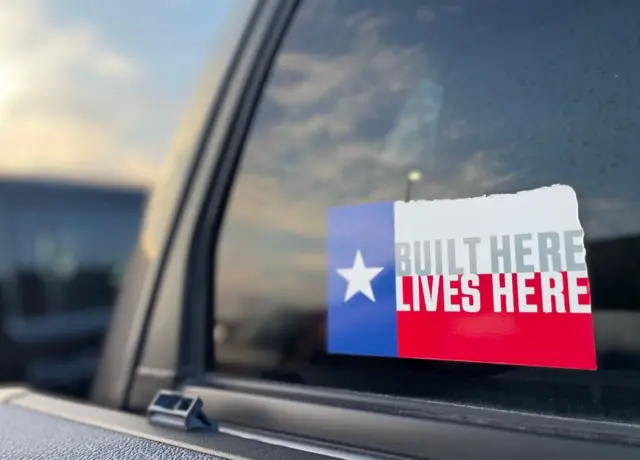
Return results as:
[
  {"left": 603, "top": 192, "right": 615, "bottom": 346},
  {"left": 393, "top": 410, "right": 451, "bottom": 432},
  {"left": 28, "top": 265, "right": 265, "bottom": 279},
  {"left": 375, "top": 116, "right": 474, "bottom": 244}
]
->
[
  {"left": 0, "top": 178, "right": 146, "bottom": 397},
  {"left": 35, "top": 233, "right": 79, "bottom": 279},
  {"left": 35, "top": 233, "right": 57, "bottom": 271}
]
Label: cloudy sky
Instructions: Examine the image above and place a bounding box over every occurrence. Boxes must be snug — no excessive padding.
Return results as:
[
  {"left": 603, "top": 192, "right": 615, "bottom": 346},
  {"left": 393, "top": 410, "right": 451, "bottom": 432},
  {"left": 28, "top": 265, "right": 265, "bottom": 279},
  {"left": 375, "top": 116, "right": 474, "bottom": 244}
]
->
[{"left": 0, "top": 0, "right": 227, "bottom": 188}]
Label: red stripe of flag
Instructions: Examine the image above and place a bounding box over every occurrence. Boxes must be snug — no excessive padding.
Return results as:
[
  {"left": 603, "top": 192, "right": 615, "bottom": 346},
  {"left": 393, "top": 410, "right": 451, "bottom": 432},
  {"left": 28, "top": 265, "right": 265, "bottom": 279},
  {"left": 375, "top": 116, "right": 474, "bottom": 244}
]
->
[{"left": 396, "top": 273, "right": 596, "bottom": 370}]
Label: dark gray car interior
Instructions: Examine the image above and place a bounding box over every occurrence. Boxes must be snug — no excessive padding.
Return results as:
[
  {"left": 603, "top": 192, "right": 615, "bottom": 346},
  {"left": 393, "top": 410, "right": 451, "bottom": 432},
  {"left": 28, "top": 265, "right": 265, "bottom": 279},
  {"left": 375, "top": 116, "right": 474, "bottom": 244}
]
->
[{"left": 0, "top": 388, "right": 342, "bottom": 460}]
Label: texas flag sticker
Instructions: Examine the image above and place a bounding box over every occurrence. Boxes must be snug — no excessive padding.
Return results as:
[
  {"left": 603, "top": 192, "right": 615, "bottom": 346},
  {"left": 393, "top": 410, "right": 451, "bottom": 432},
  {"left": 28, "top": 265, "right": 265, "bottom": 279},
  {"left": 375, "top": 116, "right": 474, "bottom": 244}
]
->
[{"left": 326, "top": 185, "right": 597, "bottom": 370}]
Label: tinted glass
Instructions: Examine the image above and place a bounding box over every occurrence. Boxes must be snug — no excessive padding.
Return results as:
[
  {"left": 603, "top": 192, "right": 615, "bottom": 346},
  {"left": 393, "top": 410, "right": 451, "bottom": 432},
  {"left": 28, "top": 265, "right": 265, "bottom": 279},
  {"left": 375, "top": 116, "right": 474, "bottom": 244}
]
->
[
  {"left": 51, "top": 195, "right": 143, "bottom": 312},
  {"left": 7, "top": 184, "right": 144, "bottom": 318},
  {"left": 11, "top": 204, "right": 56, "bottom": 317},
  {"left": 216, "top": 0, "right": 640, "bottom": 421}
]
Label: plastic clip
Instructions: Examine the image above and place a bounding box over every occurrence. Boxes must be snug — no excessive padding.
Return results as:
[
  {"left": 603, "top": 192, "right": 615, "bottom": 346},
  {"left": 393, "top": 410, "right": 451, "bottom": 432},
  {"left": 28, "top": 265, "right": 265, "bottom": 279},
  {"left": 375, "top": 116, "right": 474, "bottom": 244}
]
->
[{"left": 147, "top": 390, "right": 216, "bottom": 432}]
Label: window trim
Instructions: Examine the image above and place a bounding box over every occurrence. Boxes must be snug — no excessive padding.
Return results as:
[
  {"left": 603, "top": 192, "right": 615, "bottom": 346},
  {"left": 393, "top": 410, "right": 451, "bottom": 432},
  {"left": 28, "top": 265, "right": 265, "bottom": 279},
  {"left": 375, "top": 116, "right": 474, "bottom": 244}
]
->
[
  {"left": 193, "top": 375, "right": 640, "bottom": 445},
  {"left": 181, "top": 381, "right": 640, "bottom": 459}
]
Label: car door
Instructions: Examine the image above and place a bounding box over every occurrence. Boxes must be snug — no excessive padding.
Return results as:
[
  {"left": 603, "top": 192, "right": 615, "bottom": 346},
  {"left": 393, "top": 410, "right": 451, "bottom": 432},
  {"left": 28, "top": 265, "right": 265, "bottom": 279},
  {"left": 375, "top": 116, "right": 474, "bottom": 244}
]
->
[{"left": 93, "top": 0, "right": 640, "bottom": 458}]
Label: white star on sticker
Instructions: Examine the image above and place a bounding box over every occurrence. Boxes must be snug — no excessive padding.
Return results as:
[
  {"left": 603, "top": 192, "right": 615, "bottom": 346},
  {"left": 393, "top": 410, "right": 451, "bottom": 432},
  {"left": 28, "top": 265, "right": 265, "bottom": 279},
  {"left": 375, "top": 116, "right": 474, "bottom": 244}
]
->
[{"left": 336, "top": 250, "right": 384, "bottom": 302}]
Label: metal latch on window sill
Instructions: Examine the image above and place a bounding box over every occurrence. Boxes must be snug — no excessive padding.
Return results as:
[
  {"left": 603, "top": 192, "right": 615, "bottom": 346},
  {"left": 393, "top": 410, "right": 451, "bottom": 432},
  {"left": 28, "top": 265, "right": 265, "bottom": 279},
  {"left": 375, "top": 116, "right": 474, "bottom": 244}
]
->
[{"left": 147, "top": 390, "right": 217, "bottom": 432}]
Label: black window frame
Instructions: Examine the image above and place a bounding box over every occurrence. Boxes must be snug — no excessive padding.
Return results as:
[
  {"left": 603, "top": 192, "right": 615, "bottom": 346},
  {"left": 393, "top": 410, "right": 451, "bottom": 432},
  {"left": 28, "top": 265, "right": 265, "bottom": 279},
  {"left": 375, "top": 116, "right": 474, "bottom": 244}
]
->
[{"left": 95, "top": 0, "right": 640, "bottom": 457}]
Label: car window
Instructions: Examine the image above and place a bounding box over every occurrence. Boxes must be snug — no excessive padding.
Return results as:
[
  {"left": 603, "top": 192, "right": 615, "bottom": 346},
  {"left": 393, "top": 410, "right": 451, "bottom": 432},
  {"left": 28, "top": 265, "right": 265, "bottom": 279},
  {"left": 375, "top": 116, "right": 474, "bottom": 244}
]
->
[
  {"left": 5, "top": 185, "right": 144, "bottom": 319},
  {"left": 216, "top": 0, "right": 640, "bottom": 422}
]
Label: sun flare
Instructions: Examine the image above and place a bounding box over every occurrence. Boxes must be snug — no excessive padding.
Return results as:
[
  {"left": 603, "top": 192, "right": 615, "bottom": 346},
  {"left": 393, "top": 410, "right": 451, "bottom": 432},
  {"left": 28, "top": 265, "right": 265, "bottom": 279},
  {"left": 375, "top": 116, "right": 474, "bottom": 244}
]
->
[{"left": 0, "top": 63, "right": 22, "bottom": 119}]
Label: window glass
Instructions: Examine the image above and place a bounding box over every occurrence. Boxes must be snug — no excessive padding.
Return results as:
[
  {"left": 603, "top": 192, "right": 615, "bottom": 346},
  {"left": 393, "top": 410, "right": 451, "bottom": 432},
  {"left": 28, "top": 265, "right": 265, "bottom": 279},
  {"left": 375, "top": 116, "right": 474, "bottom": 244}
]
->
[
  {"left": 11, "top": 202, "right": 57, "bottom": 318},
  {"left": 7, "top": 184, "right": 144, "bottom": 319},
  {"left": 48, "top": 190, "right": 144, "bottom": 312},
  {"left": 216, "top": 0, "right": 640, "bottom": 421}
]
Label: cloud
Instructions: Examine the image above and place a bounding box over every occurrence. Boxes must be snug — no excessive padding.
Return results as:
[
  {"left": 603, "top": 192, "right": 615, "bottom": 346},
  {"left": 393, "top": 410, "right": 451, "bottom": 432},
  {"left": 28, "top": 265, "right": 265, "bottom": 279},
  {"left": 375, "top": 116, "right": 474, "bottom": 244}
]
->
[{"left": 0, "top": 0, "right": 163, "bottom": 187}]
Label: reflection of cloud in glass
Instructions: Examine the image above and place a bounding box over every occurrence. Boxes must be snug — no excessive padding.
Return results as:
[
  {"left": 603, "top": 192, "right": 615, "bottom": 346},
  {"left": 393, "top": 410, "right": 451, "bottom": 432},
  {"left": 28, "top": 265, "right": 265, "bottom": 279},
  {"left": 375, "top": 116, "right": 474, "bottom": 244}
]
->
[
  {"left": 380, "top": 78, "right": 444, "bottom": 168},
  {"left": 218, "top": 0, "right": 640, "bottom": 314},
  {"left": 416, "top": 7, "right": 436, "bottom": 24}
]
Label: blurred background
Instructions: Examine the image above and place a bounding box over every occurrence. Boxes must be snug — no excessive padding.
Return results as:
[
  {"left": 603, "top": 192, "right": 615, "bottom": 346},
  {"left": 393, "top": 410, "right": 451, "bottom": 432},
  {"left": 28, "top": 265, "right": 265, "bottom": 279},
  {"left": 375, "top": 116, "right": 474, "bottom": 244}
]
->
[{"left": 0, "top": 0, "right": 223, "bottom": 398}]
